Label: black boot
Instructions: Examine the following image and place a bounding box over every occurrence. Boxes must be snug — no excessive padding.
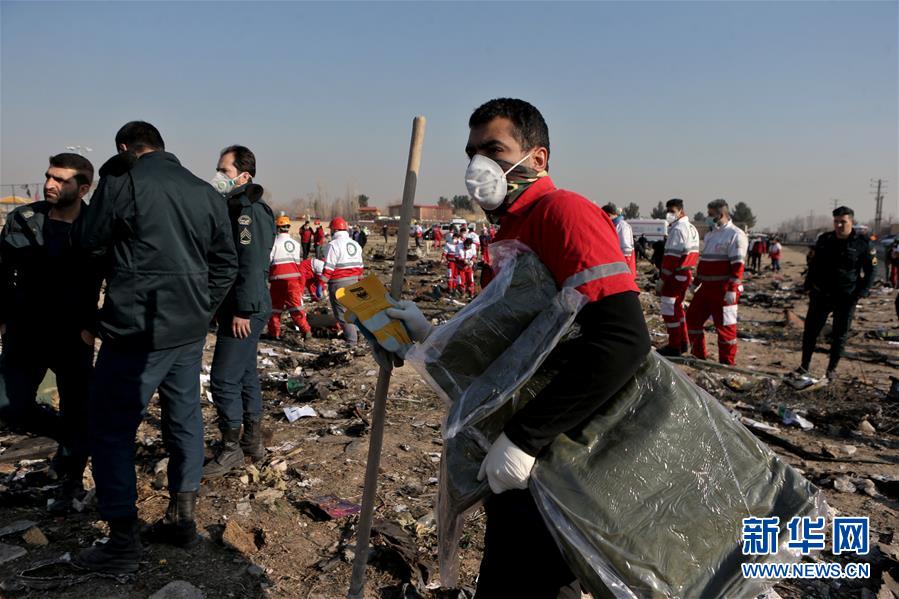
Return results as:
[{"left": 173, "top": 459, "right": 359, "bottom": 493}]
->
[
  {"left": 142, "top": 491, "right": 199, "bottom": 548},
  {"left": 202, "top": 428, "right": 244, "bottom": 479},
  {"left": 48, "top": 453, "right": 89, "bottom": 514},
  {"left": 240, "top": 419, "right": 265, "bottom": 462},
  {"left": 74, "top": 517, "right": 142, "bottom": 574}
]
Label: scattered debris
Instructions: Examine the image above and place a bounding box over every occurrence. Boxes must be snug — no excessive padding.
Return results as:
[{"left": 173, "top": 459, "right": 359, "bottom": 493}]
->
[
  {"left": 283, "top": 405, "right": 317, "bottom": 422},
  {"left": 857, "top": 420, "right": 877, "bottom": 436},
  {"left": 302, "top": 495, "right": 362, "bottom": 520},
  {"left": 0, "top": 520, "right": 37, "bottom": 538},
  {"left": 0, "top": 542, "right": 27, "bottom": 565},
  {"left": 21, "top": 527, "right": 48, "bottom": 547},
  {"left": 777, "top": 406, "right": 814, "bottom": 430},
  {"left": 833, "top": 476, "right": 856, "bottom": 493},
  {"left": 148, "top": 580, "right": 205, "bottom": 599},
  {"left": 221, "top": 520, "right": 257, "bottom": 555}
]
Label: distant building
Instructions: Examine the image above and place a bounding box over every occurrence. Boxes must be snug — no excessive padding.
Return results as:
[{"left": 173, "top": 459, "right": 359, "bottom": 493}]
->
[{"left": 387, "top": 204, "right": 453, "bottom": 222}]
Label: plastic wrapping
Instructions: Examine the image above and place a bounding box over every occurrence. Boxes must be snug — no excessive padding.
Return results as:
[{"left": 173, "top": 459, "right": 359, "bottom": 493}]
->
[
  {"left": 408, "top": 243, "right": 825, "bottom": 596},
  {"left": 530, "top": 351, "right": 826, "bottom": 598},
  {"left": 405, "top": 241, "right": 588, "bottom": 584}
]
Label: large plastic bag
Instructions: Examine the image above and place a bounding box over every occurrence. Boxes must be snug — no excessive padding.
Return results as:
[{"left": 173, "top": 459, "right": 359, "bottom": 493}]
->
[
  {"left": 405, "top": 241, "right": 588, "bottom": 584},
  {"left": 407, "top": 243, "right": 825, "bottom": 596},
  {"left": 530, "top": 351, "right": 825, "bottom": 598}
]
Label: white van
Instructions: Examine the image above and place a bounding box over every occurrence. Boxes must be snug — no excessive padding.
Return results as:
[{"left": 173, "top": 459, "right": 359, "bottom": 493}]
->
[{"left": 628, "top": 219, "right": 668, "bottom": 242}]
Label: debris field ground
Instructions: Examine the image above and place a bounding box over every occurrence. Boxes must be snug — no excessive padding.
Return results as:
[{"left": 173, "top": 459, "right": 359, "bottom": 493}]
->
[{"left": 0, "top": 242, "right": 897, "bottom": 599}]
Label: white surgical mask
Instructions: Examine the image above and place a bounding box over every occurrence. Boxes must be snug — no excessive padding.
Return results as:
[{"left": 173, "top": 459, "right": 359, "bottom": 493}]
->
[
  {"left": 665, "top": 212, "right": 678, "bottom": 224},
  {"left": 210, "top": 171, "right": 237, "bottom": 195},
  {"left": 464, "top": 153, "right": 532, "bottom": 211}
]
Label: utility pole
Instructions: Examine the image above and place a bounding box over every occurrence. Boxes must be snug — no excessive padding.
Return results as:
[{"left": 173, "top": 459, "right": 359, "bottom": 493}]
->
[
  {"left": 830, "top": 198, "right": 839, "bottom": 211},
  {"left": 870, "top": 178, "right": 886, "bottom": 236}
]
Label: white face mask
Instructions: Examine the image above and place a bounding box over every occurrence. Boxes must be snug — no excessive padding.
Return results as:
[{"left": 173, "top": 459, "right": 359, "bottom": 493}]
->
[
  {"left": 464, "top": 153, "right": 532, "bottom": 211},
  {"left": 210, "top": 171, "right": 237, "bottom": 195},
  {"left": 665, "top": 212, "right": 678, "bottom": 224}
]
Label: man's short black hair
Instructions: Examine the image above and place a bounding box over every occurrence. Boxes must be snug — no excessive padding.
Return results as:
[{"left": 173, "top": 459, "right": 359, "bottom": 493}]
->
[
  {"left": 833, "top": 206, "right": 854, "bottom": 218},
  {"left": 601, "top": 203, "right": 619, "bottom": 215},
  {"left": 469, "top": 98, "right": 550, "bottom": 160},
  {"left": 48, "top": 153, "right": 94, "bottom": 186},
  {"left": 115, "top": 121, "right": 165, "bottom": 152},
  {"left": 220, "top": 145, "right": 256, "bottom": 178},
  {"left": 708, "top": 198, "right": 729, "bottom": 213},
  {"left": 666, "top": 198, "right": 684, "bottom": 211}
]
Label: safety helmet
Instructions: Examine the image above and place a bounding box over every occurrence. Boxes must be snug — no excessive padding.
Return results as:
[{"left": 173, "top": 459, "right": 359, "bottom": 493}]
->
[
  {"left": 276, "top": 215, "right": 291, "bottom": 227},
  {"left": 330, "top": 217, "right": 348, "bottom": 231}
]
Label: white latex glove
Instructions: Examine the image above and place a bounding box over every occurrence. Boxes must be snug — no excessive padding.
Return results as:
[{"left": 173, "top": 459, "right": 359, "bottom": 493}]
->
[
  {"left": 385, "top": 299, "right": 433, "bottom": 343},
  {"left": 724, "top": 291, "right": 737, "bottom": 305},
  {"left": 477, "top": 432, "right": 536, "bottom": 494}
]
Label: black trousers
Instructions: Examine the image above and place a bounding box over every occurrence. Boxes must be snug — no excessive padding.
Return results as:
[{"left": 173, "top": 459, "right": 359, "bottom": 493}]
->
[
  {"left": 302, "top": 241, "right": 312, "bottom": 259},
  {"left": 210, "top": 313, "right": 266, "bottom": 430},
  {"left": 475, "top": 489, "right": 576, "bottom": 599},
  {"left": 801, "top": 292, "right": 857, "bottom": 372},
  {"left": 0, "top": 327, "right": 92, "bottom": 464},
  {"left": 90, "top": 339, "right": 204, "bottom": 520}
]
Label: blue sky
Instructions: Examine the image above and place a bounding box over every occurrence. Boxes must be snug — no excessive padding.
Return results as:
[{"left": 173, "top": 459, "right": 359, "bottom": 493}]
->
[{"left": 1, "top": 1, "right": 896, "bottom": 227}]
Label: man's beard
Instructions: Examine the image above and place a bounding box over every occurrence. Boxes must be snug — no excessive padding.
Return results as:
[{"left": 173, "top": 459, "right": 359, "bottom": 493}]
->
[{"left": 51, "top": 188, "right": 80, "bottom": 208}]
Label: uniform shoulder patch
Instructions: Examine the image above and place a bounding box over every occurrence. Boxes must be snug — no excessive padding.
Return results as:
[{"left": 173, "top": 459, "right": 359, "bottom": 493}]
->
[
  {"left": 238, "top": 215, "right": 252, "bottom": 226},
  {"left": 21, "top": 210, "right": 34, "bottom": 219},
  {"left": 240, "top": 228, "right": 252, "bottom": 245}
]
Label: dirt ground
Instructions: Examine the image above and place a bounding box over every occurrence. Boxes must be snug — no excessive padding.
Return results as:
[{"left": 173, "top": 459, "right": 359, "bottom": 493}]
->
[{"left": 0, "top": 242, "right": 897, "bottom": 599}]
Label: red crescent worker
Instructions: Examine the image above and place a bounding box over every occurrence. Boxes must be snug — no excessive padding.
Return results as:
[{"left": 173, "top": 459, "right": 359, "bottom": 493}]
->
[
  {"left": 656, "top": 198, "right": 700, "bottom": 356},
  {"left": 383, "top": 98, "right": 651, "bottom": 598},
  {"left": 686, "top": 199, "right": 748, "bottom": 365},
  {"left": 268, "top": 216, "right": 312, "bottom": 339}
]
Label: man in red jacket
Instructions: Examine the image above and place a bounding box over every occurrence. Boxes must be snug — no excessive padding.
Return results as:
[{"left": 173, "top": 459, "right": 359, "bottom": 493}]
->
[
  {"left": 300, "top": 221, "right": 313, "bottom": 259},
  {"left": 387, "top": 98, "right": 650, "bottom": 598}
]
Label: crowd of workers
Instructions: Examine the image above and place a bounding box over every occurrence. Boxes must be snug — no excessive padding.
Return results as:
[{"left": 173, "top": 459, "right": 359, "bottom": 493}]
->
[{"left": 0, "top": 98, "right": 892, "bottom": 597}]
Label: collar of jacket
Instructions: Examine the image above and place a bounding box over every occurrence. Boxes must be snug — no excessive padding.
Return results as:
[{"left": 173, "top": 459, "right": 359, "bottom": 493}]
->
[
  {"left": 333, "top": 230, "right": 349, "bottom": 239},
  {"left": 500, "top": 176, "right": 556, "bottom": 222},
  {"left": 15, "top": 200, "right": 88, "bottom": 221},
  {"left": 226, "top": 183, "right": 265, "bottom": 204}
]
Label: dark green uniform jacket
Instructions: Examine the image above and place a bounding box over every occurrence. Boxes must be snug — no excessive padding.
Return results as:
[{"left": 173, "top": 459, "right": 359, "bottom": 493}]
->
[
  {"left": 215, "top": 183, "right": 275, "bottom": 325},
  {"left": 805, "top": 230, "right": 874, "bottom": 298},
  {"left": 80, "top": 151, "right": 238, "bottom": 350},
  {"left": 0, "top": 200, "right": 101, "bottom": 335}
]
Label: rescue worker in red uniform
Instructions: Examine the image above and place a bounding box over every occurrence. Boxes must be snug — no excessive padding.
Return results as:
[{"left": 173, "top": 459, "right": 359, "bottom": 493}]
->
[
  {"left": 442, "top": 231, "right": 462, "bottom": 294},
  {"left": 299, "top": 256, "right": 325, "bottom": 301},
  {"left": 479, "top": 226, "right": 492, "bottom": 265},
  {"left": 300, "top": 221, "right": 313, "bottom": 259},
  {"left": 384, "top": 98, "right": 650, "bottom": 599},
  {"left": 320, "top": 217, "right": 364, "bottom": 346},
  {"left": 313, "top": 220, "right": 326, "bottom": 258},
  {"left": 686, "top": 199, "right": 748, "bottom": 365},
  {"left": 268, "top": 215, "right": 312, "bottom": 339},
  {"left": 656, "top": 198, "right": 700, "bottom": 356},
  {"left": 456, "top": 237, "right": 478, "bottom": 298}
]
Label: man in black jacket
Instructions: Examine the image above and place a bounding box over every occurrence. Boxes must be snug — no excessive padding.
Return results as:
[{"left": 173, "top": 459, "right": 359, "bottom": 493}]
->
[
  {"left": 796, "top": 205, "right": 874, "bottom": 380},
  {"left": 204, "top": 145, "right": 275, "bottom": 478},
  {"left": 75, "top": 122, "right": 238, "bottom": 573},
  {"left": 0, "top": 153, "right": 100, "bottom": 511}
]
